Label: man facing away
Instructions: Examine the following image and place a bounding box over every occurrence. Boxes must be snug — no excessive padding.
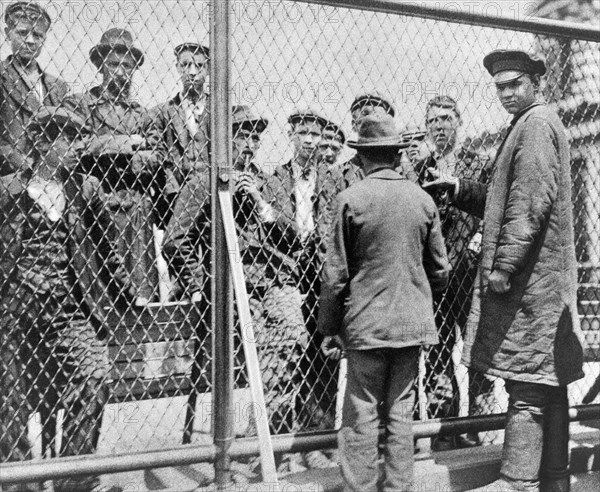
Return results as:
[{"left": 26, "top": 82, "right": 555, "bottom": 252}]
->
[
  {"left": 0, "top": 1, "right": 69, "bottom": 175},
  {"left": 318, "top": 113, "right": 450, "bottom": 491},
  {"left": 425, "top": 49, "right": 584, "bottom": 492}
]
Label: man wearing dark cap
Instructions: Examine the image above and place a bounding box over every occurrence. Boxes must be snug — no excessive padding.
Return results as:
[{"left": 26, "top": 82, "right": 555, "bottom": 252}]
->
[
  {"left": 425, "top": 50, "right": 583, "bottom": 491},
  {"left": 318, "top": 112, "right": 449, "bottom": 491},
  {"left": 0, "top": 1, "right": 69, "bottom": 176},
  {"left": 163, "top": 106, "right": 310, "bottom": 468},
  {"left": 0, "top": 107, "right": 138, "bottom": 490},
  {"left": 64, "top": 28, "right": 165, "bottom": 302},
  {"left": 149, "top": 42, "right": 211, "bottom": 224}
]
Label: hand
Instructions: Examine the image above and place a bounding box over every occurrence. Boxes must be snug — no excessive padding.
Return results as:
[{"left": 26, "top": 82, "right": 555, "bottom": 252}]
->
[
  {"left": 321, "top": 335, "right": 344, "bottom": 360},
  {"left": 130, "top": 150, "right": 159, "bottom": 173},
  {"left": 191, "top": 291, "right": 203, "bottom": 303},
  {"left": 236, "top": 172, "right": 262, "bottom": 203},
  {"left": 421, "top": 169, "right": 459, "bottom": 195},
  {"left": 129, "top": 134, "right": 146, "bottom": 150},
  {"left": 134, "top": 296, "right": 150, "bottom": 307},
  {"left": 488, "top": 269, "right": 511, "bottom": 294}
]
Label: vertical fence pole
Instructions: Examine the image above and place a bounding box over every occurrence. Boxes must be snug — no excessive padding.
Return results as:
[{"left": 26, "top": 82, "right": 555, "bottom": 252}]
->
[{"left": 210, "top": 0, "right": 233, "bottom": 489}]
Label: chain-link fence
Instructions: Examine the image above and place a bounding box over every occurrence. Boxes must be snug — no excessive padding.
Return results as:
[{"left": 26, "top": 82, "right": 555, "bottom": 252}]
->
[{"left": 0, "top": 0, "right": 598, "bottom": 488}]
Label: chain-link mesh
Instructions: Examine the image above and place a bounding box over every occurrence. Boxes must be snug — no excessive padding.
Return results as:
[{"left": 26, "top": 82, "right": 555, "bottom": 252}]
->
[{"left": 0, "top": 0, "right": 598, "bottom": 485}]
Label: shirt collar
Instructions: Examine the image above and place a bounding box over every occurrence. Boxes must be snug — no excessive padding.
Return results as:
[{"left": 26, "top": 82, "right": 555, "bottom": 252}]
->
[
  {"left": 510, "top": 101, "right": 544, "bottom": 126},
  {"left": 90, "top": 85, "right": 139, "bottom": 108},
  {"left": 366, "top": 167, "right": 402, "bottom": 179}
]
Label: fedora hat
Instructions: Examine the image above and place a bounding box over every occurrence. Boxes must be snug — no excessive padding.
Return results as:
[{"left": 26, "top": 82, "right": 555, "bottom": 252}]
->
[
  {"left": 90, "top": 28, "right": 144, "bottom": 68},
  {"left": 174, "top": 42, "right": 210, "bottom": 59},
  {"left": 347, "top": 113, "right": 407, "bottom": 150},
  {"left": 232, "top": 105, "right": 268, "bottom": 133},
  {"left": 5, "top": 2, "right": 51, "bottom": 27},
  {"left": 350, "top": 91, "right": 395, "bottom": 118},
  {"left": 483, "top": 49, "right": 546, "bottom": 84}
]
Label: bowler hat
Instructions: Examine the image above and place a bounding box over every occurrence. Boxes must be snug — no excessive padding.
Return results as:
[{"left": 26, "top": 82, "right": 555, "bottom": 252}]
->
[
  {"left": 232, "top": 105, "right": 268, "bottom": 133},
  {"left": 322, "top": 120, "right": 346, "bottom": 145},
  {"left": 174, "top": 42, "right": 210, "bottom": 59},
  {"left": 350, "top": 91, "right": 395, "bottom": 118},
  {"left": 347, "top": 113, "right": 407, "bottom": 150},
  {"left": 4, "top": 1, "right": 50, "bottom": 26},
  {"left": 28, "top": 106, "right": 88, "bottom": 139},
  {"left": 90, "top": 28, "right": 144, "bottom": 68},
  {"left": 288, "top": 108, "right": 328, "bottom": 129},
  {"left": 483, "top": 50, "right": 546, "bottom": 84}
]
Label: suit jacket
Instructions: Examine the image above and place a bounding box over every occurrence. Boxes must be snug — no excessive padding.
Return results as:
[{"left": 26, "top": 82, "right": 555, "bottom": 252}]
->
[
  {"left": 148, "top": 93, "right": 210, "bottom": 196},
  {"left": 0, "top": 56, "right": 69, "bottom": 175},
  {"left": 317, "top": 168, "right": 450, "bottom": 350},
  {"left": 0, "top": 170, "right": 135, "bottom": 335},
  {"left": 454, "top": 103, "right": 583, "bottom": 386}
]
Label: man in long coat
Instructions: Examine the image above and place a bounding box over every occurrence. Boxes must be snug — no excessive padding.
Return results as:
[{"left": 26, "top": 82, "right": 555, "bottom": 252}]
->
[
  {"left": 318, "top": 113, "right": 449, "bottom": 491},
  {"left": 0, "top": 2, "right": 69, "bottom": 175},
  {"left": 64, "top": 28, "right": 165, "bottom": 301},
  {"left": 425, "top": 50, "right": 584, "bottom": 491}
]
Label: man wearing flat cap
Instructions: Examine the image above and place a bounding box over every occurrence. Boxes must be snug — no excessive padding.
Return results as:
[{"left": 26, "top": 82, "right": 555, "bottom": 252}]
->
[
  {"left": 0, "top": 1, "right": 69, "bottom": 176},
  {"left": 318, "top": 112, "right": 449, "bottom": 491},
  {"left": 425, "top": 49, "right": 584, "bottom": 491},
  {"left": 64, "top": 28, "right": 166, "bottom": 302},
  {"left": 0, "top": 107, "right": 138, "bottom": 490},
  {"left": 163, "top": 106, "right": 311, "bottom": 468},
  {"left": 149, "top": 42, "right": 211, "bottom": 226}
]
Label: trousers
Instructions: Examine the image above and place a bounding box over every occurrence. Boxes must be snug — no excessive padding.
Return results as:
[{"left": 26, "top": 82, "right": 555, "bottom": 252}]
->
[{"left": 340, "top": 347, "right": 419, "bottom": 492}]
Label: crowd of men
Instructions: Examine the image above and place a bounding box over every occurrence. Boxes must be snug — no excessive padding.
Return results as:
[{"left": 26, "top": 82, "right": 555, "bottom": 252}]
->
[{"left": 0, "top": 2, "right": 585, "bottom": 492}]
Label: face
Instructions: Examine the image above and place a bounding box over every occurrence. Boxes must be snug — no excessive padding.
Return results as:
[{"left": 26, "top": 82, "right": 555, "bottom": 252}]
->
[
  {"left": 176, "top": 50, "right": 209, "bottom": 96},
  {"left": 495, "top": 74, "right": 537, "bottom": 114},
  {"left": 351, "top": 104, "right": 389, "bottom": 132},
  {"left": 5, "top": 19, "right": 48, "bottom": 63},
  {"left": 232, "top": 125, "right": 262, "bottom": 172},
  {"left": 100, "top": 51, "right": 138, "bottom": 94},
  {"left": 318, "top": 131, "right": 343, "bottom": 166},
  {"left": 289, "top": 120, "right": 322, "bottom": 162},
  {"left": 425, "top": 105, "right": 460, "bottom": 154}
]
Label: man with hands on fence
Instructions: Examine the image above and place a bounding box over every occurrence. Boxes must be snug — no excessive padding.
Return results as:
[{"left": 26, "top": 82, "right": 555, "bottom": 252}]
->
[{"left": 424, "top": 50, "right": 584, "bottom": 492}]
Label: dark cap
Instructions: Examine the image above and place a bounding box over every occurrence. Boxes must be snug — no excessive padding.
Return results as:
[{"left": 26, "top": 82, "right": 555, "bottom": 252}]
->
[
  {"left": 5, "top": 1, "right": 51, "bottom": 27},
  {"left": 322, "top": 120, "right": 346, "bottom": 145},
  {"left": 232, "top": 105, "right": 268, "bottom": 133},
  {"left": 27, "top": 106, "right": 88, "bottom": 140},
  {"left": 89, "top": 28, "right": 145, "bottom": 68},
  {"left": 350, "top": 91, "right": 395, "bottom": 118},
  {"left": 174, "top": 42, "right": 210, "bottom": 59},
  {"left": 483, "top": 49, "right": 546, "bottom": 84},
  {"left": 288, "top": 108, "right": 328, "bottom": 129},
  {"left": 347, "top": 113, "right": 408, "bottom": 150}
]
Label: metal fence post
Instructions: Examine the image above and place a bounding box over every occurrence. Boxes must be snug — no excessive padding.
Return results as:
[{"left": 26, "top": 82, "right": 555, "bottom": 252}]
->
[{"left": 210, "top": 0, "right": 234, "bottom": 489}]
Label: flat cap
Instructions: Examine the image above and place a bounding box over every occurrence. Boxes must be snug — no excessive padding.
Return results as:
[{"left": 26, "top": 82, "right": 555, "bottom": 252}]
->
[
  {"left": 322, "top": 120, "right": 346, "bottom": 145},
  {"left": 350, "top": 91, "right": 395, "bottom": 117},
  {"left": 174, "top": 43, "right": 210, "bottom": 58},
  {"left": 232, "top": 105, "right": 268, "bottom": 133},
  {"left": 5, "top": 1, "right": 51, "bottom": 26},
  {"left": 28, "top": 106, "right": 88, "bottom": 139},
  {"left": 288, "top": 108, "right": 328, "bottom": 128},
  {"left": 483, "top": 49, "right": 546, "bottom": 84}
]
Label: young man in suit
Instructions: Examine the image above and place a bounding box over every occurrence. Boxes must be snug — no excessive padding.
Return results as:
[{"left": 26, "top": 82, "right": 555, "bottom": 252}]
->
[
  {"left": 0, "top": 2, "right": 69, "bottom": 175},
  {"left": 318, "top": 113, "right": 449, "bottom": 491}
]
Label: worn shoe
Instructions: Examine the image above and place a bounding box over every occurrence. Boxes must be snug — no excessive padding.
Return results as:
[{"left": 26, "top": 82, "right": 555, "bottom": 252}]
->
[
  {"left": 276, "top": 452, "right": 307, "bottom": 475},
  {"left": 304, "top": 450, "right": 337, "bottom": 469}
]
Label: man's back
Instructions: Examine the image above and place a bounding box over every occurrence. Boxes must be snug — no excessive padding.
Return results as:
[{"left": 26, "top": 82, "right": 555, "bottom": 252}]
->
[{"left": 319, "top": 168, "right": 449, "bottom": 350}]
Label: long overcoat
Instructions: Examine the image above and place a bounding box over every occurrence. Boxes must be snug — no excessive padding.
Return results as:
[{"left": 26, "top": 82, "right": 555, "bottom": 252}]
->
[{"left": 456, "top": 103, "right": 584, "bottom": 386}]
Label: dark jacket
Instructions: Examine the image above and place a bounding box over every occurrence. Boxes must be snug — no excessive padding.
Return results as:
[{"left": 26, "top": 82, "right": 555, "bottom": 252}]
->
[
  {"left": 148, "top": 93, "right": 210, "bottom": 196},
  {"left": 455, "top": 103, "right": 584, "bottom": 386},
  {"left": 0, "top": 170, "right": 135, "bottom": 333},
  {"left": 0, "top": 56, "right": 69, "bottom": 175},
  {"left": 317, "top": 168, "right": 450, "bottom": 350}
]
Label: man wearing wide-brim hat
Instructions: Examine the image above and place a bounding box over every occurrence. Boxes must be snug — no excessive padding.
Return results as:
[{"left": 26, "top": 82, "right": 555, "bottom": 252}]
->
[
  {"left": 64, "top": 28, "right": 166, "bottom": 302},
  {"left": 0, "top": 1, "right": 69, "bottom": 176},
  {"left": 149, "top": 42, "right": 211, "bottom": 226},
  {"left": 1, "top": 105, "right": 138, "bottom": 491},
  {"left": 317, "top": 112, "right": 450, "bottom": 491},
  {"left": 425, "top": 49, "right": 583, "bottom": 491}
]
